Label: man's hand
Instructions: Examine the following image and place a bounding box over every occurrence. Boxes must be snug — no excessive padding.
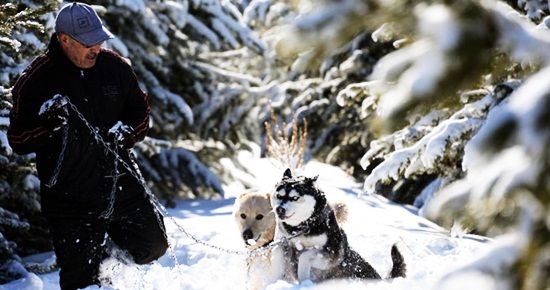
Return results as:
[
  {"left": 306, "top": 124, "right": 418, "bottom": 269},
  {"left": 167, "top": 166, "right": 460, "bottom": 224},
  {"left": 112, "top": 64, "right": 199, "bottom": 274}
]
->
[
  {"left": 39, "top": 94, "right": 69, "bottom": 131},
  {"left": 108, "top": 122, "right": 136, "bottom": 149}
]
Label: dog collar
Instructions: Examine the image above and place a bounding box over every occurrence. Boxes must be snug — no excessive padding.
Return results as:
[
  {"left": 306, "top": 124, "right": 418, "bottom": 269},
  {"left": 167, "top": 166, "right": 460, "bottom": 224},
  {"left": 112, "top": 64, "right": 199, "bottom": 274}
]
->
[{"left": 261, "top": 238, "right": 274, "bottom": 248}]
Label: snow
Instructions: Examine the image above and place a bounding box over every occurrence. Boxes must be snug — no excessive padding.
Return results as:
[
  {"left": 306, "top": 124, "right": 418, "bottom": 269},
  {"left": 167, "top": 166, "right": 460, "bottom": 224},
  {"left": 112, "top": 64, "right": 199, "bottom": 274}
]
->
[
  {"left": 509, "top": 66, "right": 550, "bottom": 153},
  {"left": 0, "top": 130, "right": 12, "bottom": 156},
  {"left": 0, "top": 207, "right": 30, "bottom": 230},
  {"left": 14, "top": 33, "right": 45, "bottom": 51},
  {"left": 369, "top": 3, "right": 464, "bottom": 118},
  {"left": 463, "top": 65, "right": 550, "bottom": 171},
  {"left": 414, "top": 177, "right": 443, "bottom": 210},
  {"left": 2, "top": 155, "right": 494, "bottom": 290},
  {"left": 156, "top": 147, "right": 225, "bottom": 196},
  {"left": 106, "top": 38, "right": 129, "bottom": 58},
  {"left": 371, "top": 40, "right": 443, "bottom": 117},
  {"left": 362, "top": 92, "right": 497, "bottom": 193},
  {"left": 3, "top": 1, "right": 547, "bottom": 288},
  {"left": 22, "top": 175, "right": 40, "bottom": 191},
  {"left": 163, "top": 1, "right": 189, "bottom": 29},
  {"left": 194, "top": 61, "right": 262, "bottom": 85},
  {"left": 488, "top": 1, "right": 550, "bottom": 65},
  {"left": 211, "top": 8, "right": 264, "bottom": 52},
  {"left": 335, "top": 82, "right": 377, "bottom": 108},
  {"left": 422, "top": 67, "right": 550, "bottom": 228},
  {"left": 363, "top": 116, "right": 484, "bottom": 192},
  {"left": 0, "top": 36, "right": 21, "bottom": 51},
  {"left": 151, "top": 87, "right": 194, "bottom": 125},
  {"left": 211, "top": 18, "right": 240, "bottom": 49},
  {"left": 371, "top": 23, "right": 394, "bottom": 43},
  {"left": 38, "top": 94, "right": 68, "bottom": 116},
  {"left": 142, "top": 8, "right": 170, "bottom": 46},
  {"left": 517, "top": 0, "right": 549, "bottom": 21},
  {"left": 417, "top": 4, "right": 459, "bottom": 51},
  {"left": 115, "top": 0, "right": 146, "bottom": 13},
  {"left": 293, "top": 0, "right": 362, "bottom": 31},
  {"left": 1, "top": 268, "right": 44, "bottom": 289},
  {"left": 186, "top": 14, "right": 221, "bottom": 49},
  {"left": 244, "top": 0, "right": 271, "bottom": 24}
]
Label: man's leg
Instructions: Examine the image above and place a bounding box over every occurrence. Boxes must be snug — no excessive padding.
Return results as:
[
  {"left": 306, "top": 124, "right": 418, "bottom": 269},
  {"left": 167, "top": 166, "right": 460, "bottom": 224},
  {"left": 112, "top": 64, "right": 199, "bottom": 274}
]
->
[
  {"left": 108, "top": 196, "right": 168, "bottom": 264},
  {"left": 47, "top": 216, "right": 107, "bottom": 290}
]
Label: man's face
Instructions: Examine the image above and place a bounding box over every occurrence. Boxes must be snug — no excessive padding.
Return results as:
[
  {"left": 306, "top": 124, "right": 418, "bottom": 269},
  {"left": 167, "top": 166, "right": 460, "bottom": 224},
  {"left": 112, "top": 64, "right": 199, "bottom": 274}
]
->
[{"left": 58, "top": 33, "right": 103, "bottom": 69}]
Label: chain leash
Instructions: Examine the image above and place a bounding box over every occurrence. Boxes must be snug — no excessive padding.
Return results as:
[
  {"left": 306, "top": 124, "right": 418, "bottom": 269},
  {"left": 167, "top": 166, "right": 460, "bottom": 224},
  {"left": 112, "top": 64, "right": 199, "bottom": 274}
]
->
[
  {"left": 99, "top": 140, "right": 119, "bottom": 220},
  {"left": 45, "top": 124, "right": 68, "bottom": 188},
  {"left": 64, "top": 99, "right": 292, "bottom": 258}
]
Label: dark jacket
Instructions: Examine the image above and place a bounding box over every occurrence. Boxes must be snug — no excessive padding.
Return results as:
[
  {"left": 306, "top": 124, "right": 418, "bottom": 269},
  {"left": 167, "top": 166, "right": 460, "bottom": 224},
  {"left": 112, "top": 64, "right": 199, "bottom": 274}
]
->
[{"left": 8, "top": 34, "right": 151, "bottom": 217}]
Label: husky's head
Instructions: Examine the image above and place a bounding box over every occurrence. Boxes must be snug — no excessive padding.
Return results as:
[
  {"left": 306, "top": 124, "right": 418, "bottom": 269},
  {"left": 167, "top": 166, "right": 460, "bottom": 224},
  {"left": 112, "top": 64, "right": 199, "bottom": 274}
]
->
[{"left": 271, "top": 169, "right": 325, "bottom": 226}]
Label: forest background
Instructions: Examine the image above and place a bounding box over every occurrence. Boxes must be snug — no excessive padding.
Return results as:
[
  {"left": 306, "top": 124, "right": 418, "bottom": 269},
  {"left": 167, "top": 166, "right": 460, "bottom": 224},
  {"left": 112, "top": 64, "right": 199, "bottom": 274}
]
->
[{"left": 1, "top": 1, "right": 549, "bottom": 289}]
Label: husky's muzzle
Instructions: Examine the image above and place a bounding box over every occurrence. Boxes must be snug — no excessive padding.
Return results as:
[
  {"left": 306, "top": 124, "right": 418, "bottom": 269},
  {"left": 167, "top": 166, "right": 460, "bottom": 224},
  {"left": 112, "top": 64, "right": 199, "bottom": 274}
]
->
[
  {"left": 276, "top": 206, "right": 286, "bottom": 219},
  {"left": 276, "top": 206, "right": 295, "bottom": 220}
]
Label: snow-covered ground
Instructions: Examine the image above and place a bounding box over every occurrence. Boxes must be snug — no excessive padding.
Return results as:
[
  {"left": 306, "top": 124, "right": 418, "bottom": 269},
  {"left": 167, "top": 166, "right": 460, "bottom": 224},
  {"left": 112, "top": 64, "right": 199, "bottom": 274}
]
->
[{"left": 2, "top": 154, "right": 491, "bottom": 290}]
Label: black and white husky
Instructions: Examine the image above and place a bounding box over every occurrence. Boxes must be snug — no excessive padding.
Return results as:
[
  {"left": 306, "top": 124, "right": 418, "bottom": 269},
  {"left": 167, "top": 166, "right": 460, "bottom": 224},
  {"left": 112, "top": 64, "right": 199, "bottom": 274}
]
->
[{"left": 271, "top": 169, "right": 406, "bottom": 282}]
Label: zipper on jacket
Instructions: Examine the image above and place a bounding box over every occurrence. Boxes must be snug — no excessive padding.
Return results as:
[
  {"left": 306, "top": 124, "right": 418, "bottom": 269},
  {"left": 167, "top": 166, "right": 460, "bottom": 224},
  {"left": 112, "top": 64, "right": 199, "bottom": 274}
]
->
[{"left": 78, "top": 68, "right": 98, "bottom": 125}]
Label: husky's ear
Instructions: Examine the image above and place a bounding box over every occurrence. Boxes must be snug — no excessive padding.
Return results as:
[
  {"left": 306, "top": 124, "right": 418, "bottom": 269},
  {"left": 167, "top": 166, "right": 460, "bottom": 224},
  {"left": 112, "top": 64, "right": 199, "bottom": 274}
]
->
[
  {"left": 283, "top": 168, "right": 292, "bottom": 179},
  {"left": 305, "top": 175, "right": 318, "bottom": 186}
]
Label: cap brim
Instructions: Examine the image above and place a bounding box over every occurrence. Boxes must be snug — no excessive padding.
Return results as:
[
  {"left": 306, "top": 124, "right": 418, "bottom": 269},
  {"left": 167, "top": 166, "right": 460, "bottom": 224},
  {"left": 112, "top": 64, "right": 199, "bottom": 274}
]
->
[{"left": 74, "top": 26, "right": 114, "bottom": 47}]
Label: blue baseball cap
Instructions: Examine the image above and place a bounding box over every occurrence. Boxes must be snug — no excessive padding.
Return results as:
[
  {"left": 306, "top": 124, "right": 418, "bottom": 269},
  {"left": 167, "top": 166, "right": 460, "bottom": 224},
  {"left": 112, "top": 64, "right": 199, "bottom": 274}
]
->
[{"left": 55, "top": 2, "right": 114, "bottom": 47}]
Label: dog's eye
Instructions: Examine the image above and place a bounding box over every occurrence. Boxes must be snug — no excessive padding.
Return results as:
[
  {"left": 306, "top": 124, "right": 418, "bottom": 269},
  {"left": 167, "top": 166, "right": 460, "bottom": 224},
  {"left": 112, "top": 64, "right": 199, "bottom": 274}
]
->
[
  {"left": 276, "top": 194, "right": 282, "bottom": 199},
  {"left": 291, "top": 196, "right": 299, "bottom": 201},
  {"left": 256, "top": 214, "right": 264, "bottom": 220},
  {"left": 240, "top": 213, "right": 246, "bottom": 219}
]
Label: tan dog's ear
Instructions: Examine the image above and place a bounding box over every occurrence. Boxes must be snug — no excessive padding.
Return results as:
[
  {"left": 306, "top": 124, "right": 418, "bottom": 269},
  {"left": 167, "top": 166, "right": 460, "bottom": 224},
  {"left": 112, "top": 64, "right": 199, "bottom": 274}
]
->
[
  {"left": 237, "top": 192, "right": 249, "bottom": 200},
  {"left": 264, "top": 192, "right": 271, "bottom": 200}
]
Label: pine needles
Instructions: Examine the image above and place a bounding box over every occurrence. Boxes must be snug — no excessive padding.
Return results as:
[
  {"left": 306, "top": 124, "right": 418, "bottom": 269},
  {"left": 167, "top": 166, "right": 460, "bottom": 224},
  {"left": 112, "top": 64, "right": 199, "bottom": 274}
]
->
[{"left": 0, "top": 1, "right": 60, "bottom": 51}]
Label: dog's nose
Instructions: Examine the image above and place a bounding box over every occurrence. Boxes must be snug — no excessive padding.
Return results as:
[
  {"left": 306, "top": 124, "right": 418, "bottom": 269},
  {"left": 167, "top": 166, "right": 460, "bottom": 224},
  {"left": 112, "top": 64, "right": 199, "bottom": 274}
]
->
[
  {"left": 276, "top": 206, "right": 286, "bottom": 218},
  {"left": 242, "top": 229, "right": 253, "bottom": 241}
]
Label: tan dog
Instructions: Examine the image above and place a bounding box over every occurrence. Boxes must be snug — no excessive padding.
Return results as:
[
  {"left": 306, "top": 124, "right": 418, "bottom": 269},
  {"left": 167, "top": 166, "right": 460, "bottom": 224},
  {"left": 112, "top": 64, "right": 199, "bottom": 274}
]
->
[{"left": 233, "top": 192, "right": 349, "bottom": 289}]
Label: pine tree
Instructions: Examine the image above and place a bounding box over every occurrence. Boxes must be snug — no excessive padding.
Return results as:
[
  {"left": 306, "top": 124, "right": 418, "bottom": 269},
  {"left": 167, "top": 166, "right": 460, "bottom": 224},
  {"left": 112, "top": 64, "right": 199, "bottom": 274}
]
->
[
  {"left": 0, "top": 0, "right": 60, "bottom": 283},
  {"left": 268, "top": 0, "right": 550, "bottom": 289},
  {"left": 87, "top": 0, "right": 273, "bottom": 201},
  {"left": 2, "top": 1, "right": 549, "bottom": 288}
]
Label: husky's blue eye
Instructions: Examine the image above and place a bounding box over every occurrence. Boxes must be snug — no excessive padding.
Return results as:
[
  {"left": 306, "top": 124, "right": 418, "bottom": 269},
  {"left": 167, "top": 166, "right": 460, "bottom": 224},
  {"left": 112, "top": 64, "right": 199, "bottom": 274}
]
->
[
  {"left": 291, "top": 196, "right": 299, "bottom": 201},
  {"left": 276, "top": 194, "right": 282, "bottom": 199}
]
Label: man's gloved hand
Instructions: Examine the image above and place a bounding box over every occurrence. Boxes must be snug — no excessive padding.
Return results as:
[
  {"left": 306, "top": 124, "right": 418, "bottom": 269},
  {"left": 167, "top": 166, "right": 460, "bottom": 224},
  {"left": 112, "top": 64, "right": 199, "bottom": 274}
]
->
[
  {"left": 107, "top": 122, "right": 136, "bottom": 149},
  {"left": 39, "top": 94, "right": 69, "bottom": 131}
]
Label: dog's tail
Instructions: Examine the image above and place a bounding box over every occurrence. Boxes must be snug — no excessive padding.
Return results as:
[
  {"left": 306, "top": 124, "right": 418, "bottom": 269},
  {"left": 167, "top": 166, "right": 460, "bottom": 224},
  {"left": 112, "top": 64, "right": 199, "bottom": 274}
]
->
[
  {"left": 331, "top": 201, "right": 348, "bottom": 225},
  {"left": 388, "top": 244, "right": 406, "bottom": 279}
]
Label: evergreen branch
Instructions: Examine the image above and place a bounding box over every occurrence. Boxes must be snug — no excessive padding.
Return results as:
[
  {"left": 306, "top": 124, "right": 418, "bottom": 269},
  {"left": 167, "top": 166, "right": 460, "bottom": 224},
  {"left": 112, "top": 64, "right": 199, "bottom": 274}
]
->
[{"left": 0, "top": 0, "right": 60, "bottom": 50}]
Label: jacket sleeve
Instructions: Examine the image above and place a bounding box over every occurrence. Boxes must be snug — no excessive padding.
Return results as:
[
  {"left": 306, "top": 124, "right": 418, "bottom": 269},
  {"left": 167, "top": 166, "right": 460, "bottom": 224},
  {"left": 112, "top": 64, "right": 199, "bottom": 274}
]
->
[
  {"left": 7, "top": 66, "right": 55, "bottom": 155},
  {"left": 122, "top": 65, "right": 150, "bottom": 143}
]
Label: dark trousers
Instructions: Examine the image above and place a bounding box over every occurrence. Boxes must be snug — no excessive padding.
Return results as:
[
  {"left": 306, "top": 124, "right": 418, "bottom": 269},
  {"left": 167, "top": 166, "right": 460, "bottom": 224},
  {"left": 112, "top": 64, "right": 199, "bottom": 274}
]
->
[{"left": 46, "top": 196, "right": 169, "bottom": 290}]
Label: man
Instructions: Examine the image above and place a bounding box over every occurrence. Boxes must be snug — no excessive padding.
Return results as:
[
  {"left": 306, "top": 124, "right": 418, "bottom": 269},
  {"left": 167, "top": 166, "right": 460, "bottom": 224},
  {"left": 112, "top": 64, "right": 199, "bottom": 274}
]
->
[{"left": 7, "top": 2, "right": 168, "bottom": 289}]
